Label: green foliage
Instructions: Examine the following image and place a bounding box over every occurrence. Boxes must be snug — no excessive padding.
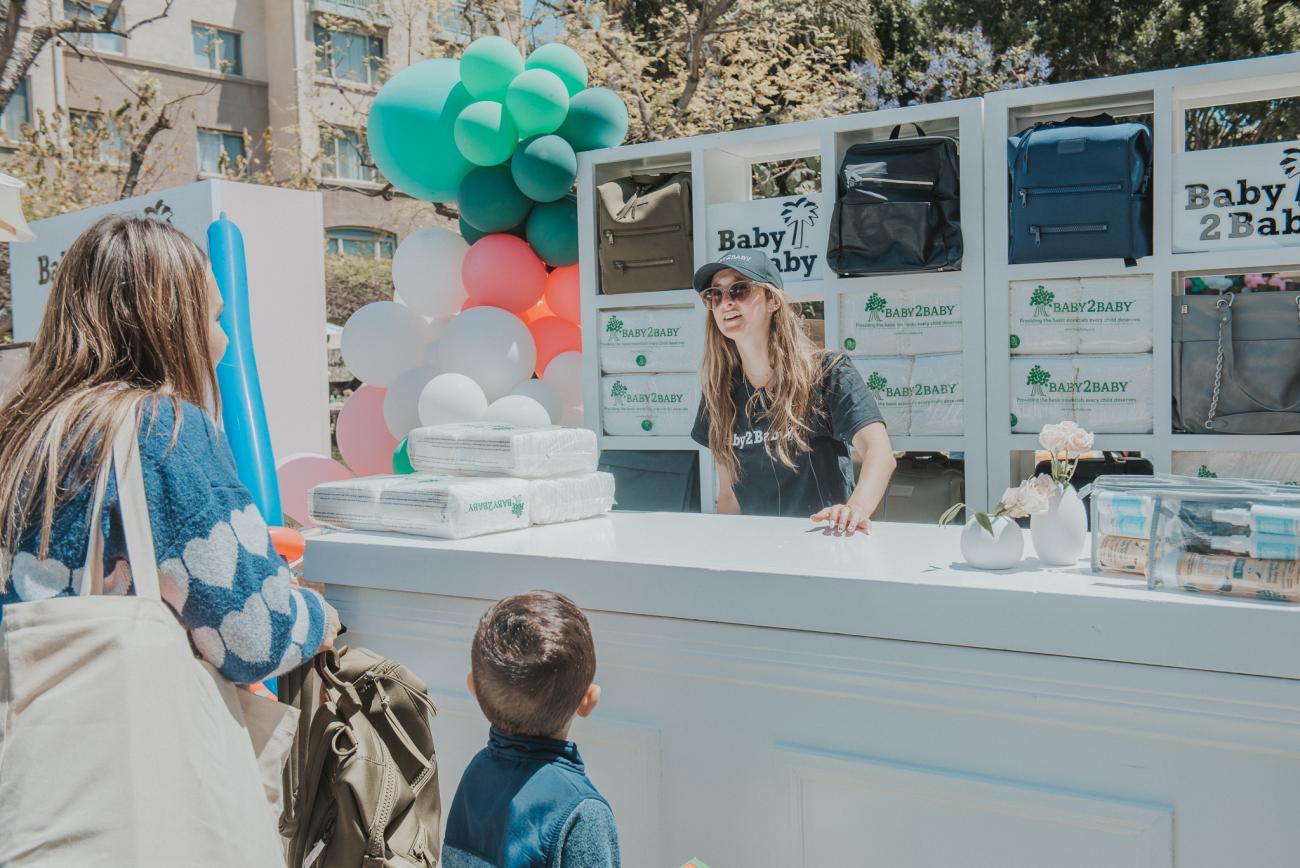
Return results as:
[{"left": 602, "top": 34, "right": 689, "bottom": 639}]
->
[
  {"left": 606, "top": 315, "right": 624, "bottom": 333},
  {"left": 1030, "top": 286, "right": 1054, "bottom": 308},
  {"left": 324, "top": 253, "right": 395, "bottom": 325},
  {"left": 865, "top": 292, "right": 887, "bottom": 312},
  {"left": 1027, "top": 364, "right": 1051, "bottom": 387},
  {"left": 866, "top": 372, "right": 887, "bottom": 391},
  {"left": 610, "top": 380, "right": 628, "bottom": 398}
]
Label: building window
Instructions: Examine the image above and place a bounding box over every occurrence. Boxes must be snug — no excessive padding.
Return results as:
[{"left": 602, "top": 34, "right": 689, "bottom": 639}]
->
[
  {"left": 313, "top": 23, "right": 383, "bottom": 85},
  {"left": 197, "top": 129, "right": 246, "bottom": 175},
  {"left": 1, "top": 79, "right": 30, "bottom": 140},
  {"left": 321, "top": 127, "right": 375, "bottom": 182},
  {"left": 70, "top": 110, "right": 127, "bottom": 165},
  {"left": 438, "top": 0, "right": 489, "bottom": 37},
  {"left": 63, "top": 1, "right": 126, "bottom": 54},
  {"left": 326, "top": 227, "right": 395, "bottom": 259},
  {"left": 192, "top": 24, "right": 242, "bottom": 76}
]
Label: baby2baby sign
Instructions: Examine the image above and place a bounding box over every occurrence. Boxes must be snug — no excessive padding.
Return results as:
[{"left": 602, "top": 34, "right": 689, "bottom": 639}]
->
[
  {"left": 1174, "top": 140, "right": 1300, "bottom": 253},
  {"left": 706, "top": 193, "right": 828, "bottom": 283}
]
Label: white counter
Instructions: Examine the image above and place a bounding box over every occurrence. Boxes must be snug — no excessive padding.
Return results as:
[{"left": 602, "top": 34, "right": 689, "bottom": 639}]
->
[{"left": 308, "top": 514, "right": 1300, "bottom": 868}]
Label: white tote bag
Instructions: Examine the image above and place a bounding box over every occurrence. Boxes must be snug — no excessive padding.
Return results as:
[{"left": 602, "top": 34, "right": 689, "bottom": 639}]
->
[{"left": 0, "top": 407, "right": 288, "bottom": 867}]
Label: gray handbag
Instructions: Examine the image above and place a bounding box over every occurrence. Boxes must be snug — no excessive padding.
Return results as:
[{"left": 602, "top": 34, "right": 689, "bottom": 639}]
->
[{"left": 1172, "top": 290, "right": 1300, "bottom": 433}]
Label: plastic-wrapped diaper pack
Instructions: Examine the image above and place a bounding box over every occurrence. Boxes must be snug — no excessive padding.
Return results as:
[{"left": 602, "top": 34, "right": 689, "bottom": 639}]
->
[
  {"left": 839, "top": 287, "right": 962, "bottom": 356},
  {"left": 1010, "top": 355, "right": 1152, "bottom": 433},
  {"left": 407, "top": 423, "right": 597, "bottom": 478},
  {"left": 528, "top": 472, "right": 616, "bottom": 524},
  {"left": 1010, "top": 276, "right": 1152, "bottom": 355},
  {"left": 908, "top": 353, "right": 963, "bottom": 436},
  {"left": 310, "top": 474, "right": 530, "bottom": 539},
  {"left": 851, "top": 356, "right": 912, "bottom": 433},
  {"left": 599, "top": 307, "right": 702, "bottom": 373},
  {"left": 600, "top": 374, "right": 700, "bottom": 436}
]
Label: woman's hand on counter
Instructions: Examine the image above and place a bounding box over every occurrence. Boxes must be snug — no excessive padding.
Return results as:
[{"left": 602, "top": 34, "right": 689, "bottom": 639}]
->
[{"left": 811, "top": 501, "right": 872, "bottom": 536}]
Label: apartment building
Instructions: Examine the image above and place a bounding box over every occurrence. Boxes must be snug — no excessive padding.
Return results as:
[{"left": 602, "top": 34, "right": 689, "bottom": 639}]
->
[{"left": 0, "top": 0, "right": 510, "bottom": 262}]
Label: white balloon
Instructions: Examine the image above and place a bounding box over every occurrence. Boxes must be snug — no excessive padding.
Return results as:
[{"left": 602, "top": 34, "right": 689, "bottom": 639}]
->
[
  {"left": 484, "top": 394, "right": 551, "bottom": 427},
  {"left": 341, "top": 301, "right": 428, "bottom": 387},
  {"left": 383, "top": 366, "right": 437, "bottom": 439},
  {"left": 417, "top": 372, "right": 488, "bottom": 427},
  {"left": 542, "top": 351, "right": 583, "bottom": 409},
  {"left": 391, "top": 227, "right": 469, "bottom": 317},
  {"left": 509, "top": 379, "right": 561, "bottom": 423},
  {"left": 438, "top": 307, "right": 537, "bottom": 402}
]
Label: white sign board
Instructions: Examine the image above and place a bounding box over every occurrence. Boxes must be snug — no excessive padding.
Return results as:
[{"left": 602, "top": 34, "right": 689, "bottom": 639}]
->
[
  {"left": 8, "top": 180, "right": 331, "bottom": 457},
  {"left": 706, "top": 193, "right": 828, "bottom": 284},
  {"left": 1173, "top": 140, "right": 1300, "bottom": 253}
]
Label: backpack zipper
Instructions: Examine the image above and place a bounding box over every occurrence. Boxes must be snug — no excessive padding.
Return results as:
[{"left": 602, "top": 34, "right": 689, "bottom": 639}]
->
[
  {"left": 1019, "top": 182, "right": 1122, "bottom": 205},
  {"left": 1030, "top": 223, "right": 1109, "bottom": 245},
  {"left": 604, "top": 223, "right": 681, "bottom": 246},
  {"left": 614, "top": 256, "right": 676, "bottom": 270},
  {"left": 847, "top": 176, "right": 935, "bottom": 189}
]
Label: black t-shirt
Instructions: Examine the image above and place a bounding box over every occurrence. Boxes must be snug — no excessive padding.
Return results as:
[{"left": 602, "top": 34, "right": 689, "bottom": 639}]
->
[{"left": 690, "top": 356, "right": 884, "bottom": 517}]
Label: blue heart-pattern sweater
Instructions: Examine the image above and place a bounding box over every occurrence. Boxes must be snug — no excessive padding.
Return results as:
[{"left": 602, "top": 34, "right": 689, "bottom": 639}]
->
[{"left": 0, "top": 398, "right": 327, "bottom": 684}]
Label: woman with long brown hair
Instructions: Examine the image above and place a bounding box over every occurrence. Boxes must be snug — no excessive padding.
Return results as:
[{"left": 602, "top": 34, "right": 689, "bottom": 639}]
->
[
  {"left": 0, "top": 214, "right": 338, "bottom": 679},
  {"left": 690, "top": 250, "right": 896, "bottom": 534}
]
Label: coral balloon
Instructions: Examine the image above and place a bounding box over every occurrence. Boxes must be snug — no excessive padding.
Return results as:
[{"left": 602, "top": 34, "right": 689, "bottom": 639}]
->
[
  {"left": 458, "top": 165, "right": 533, "bottom": 234},
  {"left": 462, "top": 234, "right": 546, "bottom": 312},
  {"left": 391, "top": 228, "right": 469, "bottom": 317},
  {"left": 268, "top": 526, "right": 306, "bottom": 563},
  {"left": 460, "top": 35, "right": 523, "bottom": 101},
  {"left": 454, "top": 100, "right": 519, "bottom": 167},
  {"left": 544, "top": 264, "right": 580, "bottom": 323},
  {"left": 510, "top": 378, "right": 562, "bottom": 422},
  {"left": 438, "top": 306, "right": 537, "bottom": 401},
  {"left": 484, "top": 394, "right": 551, "bottom": 427},
  {"left": 341, "top": 301, "right": 427, "bottom": 387},
  {"left": 506, "top": 69, "right": 570, "bottom": 138},
  {"left": 511, "top": 134, "right": 577, "bottom": 203},
  {"left": 418, "top": 372, "right": 489, "bottom": 426},
  {"left": 275, "top": 453, "right": 353, "bottom": 527},
  {"left": 557, "top": 87, "right": 629, "bottom": 152},
  {"left": 521, "top": 295, "right": 556, "bottom": 325},
  {"left": 367, "top": 59, "right": 473, "bottom": 202},
  {"left": 525, "top": 43, "right": 588, "bottom": 96},
  {"left": 529, "top": 316, "right": 582, "bottom": 377},
  {"left": 336, "top": 385, "right": 398, "bottom": 476}
]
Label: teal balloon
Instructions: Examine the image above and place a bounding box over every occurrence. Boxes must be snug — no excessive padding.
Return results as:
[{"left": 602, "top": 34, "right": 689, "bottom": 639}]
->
[
  {"left": 454, "top": 100, "right": 519, "bottom": 166},
  {"left": 458, "top": 165, "right": 533, "bottom": 233},
  {"left": 557, "top": 87, "right": 629, "bottom": 152},
  {"left": 505, "top": 69, "right": 570, "bottom": 137},
  {"left": 393, "top": 438, "right": 415, "bottom": 475},
  {"left": 526, "top": 197, "right": 578, "bottom": 267},
  {"left": 460, "top": 216, "right": 526, "bottom": 244},
  {"left": 510, "top": 135, "right": 577, "bottom": 203},
  {"left": 367, "top": 59, "right": 473, "bottom": 202},
  {"left": 525, "top": 44, "right": 588, "bottom": 97},
  {"left": 460, "top": 36, "right": 523, "bottom": 101}
]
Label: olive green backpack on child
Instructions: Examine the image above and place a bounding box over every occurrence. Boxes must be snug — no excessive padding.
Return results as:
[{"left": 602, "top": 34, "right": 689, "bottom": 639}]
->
[{"left": 280, "top": 645, "right": 442, "bottom": 868}]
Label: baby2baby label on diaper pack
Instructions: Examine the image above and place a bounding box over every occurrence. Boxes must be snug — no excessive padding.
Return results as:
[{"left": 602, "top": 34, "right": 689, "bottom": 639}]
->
[
  {"left": 1009, "top": 276, "right": 1153, "bottom": 355},
  {"left": 599, "top": 307, "right": 703, "bottom": 373},
  {"left": 601, "top": 374, "right": 701, "bottom": 436},
  {"left": 840, "top": 287, "right": 962, "bottom": 356}
]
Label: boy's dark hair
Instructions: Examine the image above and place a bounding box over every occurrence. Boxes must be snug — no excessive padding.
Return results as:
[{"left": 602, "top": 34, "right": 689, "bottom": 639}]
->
[{"left": 471, "top": 591, "right": 596, "bottom": 738}]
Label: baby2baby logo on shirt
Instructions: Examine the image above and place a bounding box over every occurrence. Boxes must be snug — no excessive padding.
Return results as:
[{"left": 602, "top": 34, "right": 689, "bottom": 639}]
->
[
  {"left": 706, "top": 194, "right": 828, "bottom": 282},
  {"left": 1174, "top": 139, "right": 1300, "bottom": 253}
]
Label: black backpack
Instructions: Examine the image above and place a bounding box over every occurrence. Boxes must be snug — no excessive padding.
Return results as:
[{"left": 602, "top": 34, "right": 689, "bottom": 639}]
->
[{"left": 827, "top": 123, "right": 962, "bottom": 275}]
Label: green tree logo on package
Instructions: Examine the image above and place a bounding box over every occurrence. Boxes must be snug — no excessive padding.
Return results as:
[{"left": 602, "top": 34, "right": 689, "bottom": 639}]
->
[
  {"left": 1026, "top": 364, "right": 1051, "bottom": 396},
  {"left": 866, "top": 372, "right": 887, "bottom": 395},
  {"left": 1030, "top": 285, "right": 1055, "bottom": 318},
  {"left": 865, "top": 292, "right": 887, "bottom": 323},
  {"left": 511, "top": 499, "right": 525, "bottom": 518},
  {"left": 610, "top": 380, "right": 628, "bottom": 401},
  {"left": 606, "top": 315, "right": 624, "bottom": 336},
  {"left": 1197, "top": 465, "right": 1219, "bottom": 478}
]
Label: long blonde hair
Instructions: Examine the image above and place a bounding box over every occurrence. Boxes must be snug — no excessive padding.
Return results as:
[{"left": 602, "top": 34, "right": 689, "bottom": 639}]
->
[
  {"left": 0, "top": 215, "right": 218, "bottom": 586},
  {"left": 700, "top": 283, "right": 830, "bottom": 482}
]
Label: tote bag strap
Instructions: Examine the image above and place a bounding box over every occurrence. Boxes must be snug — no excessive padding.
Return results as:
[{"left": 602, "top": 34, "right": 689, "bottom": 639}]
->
[
  {"left": 78, "top": 401, "right": 161, "bottom": 601},
  {"left": 1217, "top": 295, "right": 1300, "bottom": 415}
]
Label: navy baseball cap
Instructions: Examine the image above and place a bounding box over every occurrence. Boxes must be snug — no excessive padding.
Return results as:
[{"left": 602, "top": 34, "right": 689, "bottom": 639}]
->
[{"left": 693, "top": 249, "right": 785, "bottom": 294}]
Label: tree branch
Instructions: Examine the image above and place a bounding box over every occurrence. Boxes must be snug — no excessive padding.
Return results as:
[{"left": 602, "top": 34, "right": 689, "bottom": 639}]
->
[
  {"left": 675, "top": 0, "right": 738, "bottom": 114},
  {"left": 587, "top": 18, "right": 653, "bottom": 139},
  {"left": 0, "top": 0, "right": 27, "bottom": 92},
  {"left": 117, "top": 89, "right": 203, "bottom": 199}
]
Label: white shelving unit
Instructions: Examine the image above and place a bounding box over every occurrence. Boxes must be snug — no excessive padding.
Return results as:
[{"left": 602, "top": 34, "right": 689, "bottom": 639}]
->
[
  {"left": 577, "top": 99, "right": 989, "bottom": 513},
  {"left": 983, "top": 53, "right": 1300, "bottom": 505}
]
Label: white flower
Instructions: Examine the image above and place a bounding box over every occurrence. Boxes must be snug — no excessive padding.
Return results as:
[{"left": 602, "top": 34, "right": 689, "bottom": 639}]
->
[
  {"left": 1014, "top": 475, "right": 1054, "bottom": 516},
  {"left": 1038, "top": 422, "right": 1066, "bottom": 453},
  {"left": 998, "top": 486, "right": 1024, "bottom": 517},
  {"left": 1027, "top": 473, "right": 1058, "bottom": 497},
  {"left": 1065, "top": 427, "right": 1094, "bottom": 453}
]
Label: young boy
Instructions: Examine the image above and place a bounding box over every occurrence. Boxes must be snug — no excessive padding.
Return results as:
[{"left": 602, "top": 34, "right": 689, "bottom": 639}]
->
[{"left": 443, "top": 591, "right": 621, "bottom": 868}]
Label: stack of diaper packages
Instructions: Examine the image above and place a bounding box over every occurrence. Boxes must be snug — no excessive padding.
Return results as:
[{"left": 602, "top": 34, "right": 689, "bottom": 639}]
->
[
  {"left": 1009, "top": 275, "right": 1153, "bottom": 434},
  {"left": 598, "top": 306, "right": 703, "bottom": 436},
  {"left": 309, "top": 422, "right": 615, "bottom": 540},
  {"left": 841, "top": 286, "right": 964, "bottom": 436}
]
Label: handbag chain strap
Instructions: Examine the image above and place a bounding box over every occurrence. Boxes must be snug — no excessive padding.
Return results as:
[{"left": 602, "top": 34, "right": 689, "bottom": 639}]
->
[{"left": 1205, "top": 292, "right": 1234, "bottom": 430}]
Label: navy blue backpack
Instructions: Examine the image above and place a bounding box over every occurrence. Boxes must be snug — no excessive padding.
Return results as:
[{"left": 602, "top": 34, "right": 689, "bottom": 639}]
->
[{"left": 1007, "top": 114, "right": 1152, "bottom": 265}]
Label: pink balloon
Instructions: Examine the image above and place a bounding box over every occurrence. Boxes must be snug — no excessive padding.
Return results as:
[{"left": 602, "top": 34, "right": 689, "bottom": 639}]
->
[
  {"left": 276, "top": 453, "right": 353, "bottom": 527},
  {"left": 544, "top": 264, "right": 580, "bottom": 323},
  {"left": 529, "top": 315, "right": 582, "bottom": 377},
  {"left": 462, "top": 234, "right": 547, "bottom": 313},
  {"left": 336, "top": 385, "right": 398, "bottom": 476}
]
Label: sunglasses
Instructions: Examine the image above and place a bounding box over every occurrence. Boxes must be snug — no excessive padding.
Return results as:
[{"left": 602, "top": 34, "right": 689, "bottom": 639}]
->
[{"left": 700, "top": 280, "right": 757, "bottom": 309}]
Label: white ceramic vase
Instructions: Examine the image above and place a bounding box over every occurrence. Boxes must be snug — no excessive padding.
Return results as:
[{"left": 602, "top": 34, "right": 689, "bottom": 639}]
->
[
  {"left": 960, "top": 515, "right": 1025, "bottom": 570},
  {"left": 1030, "top": 485, "right": 1088, "bottom": 566}
]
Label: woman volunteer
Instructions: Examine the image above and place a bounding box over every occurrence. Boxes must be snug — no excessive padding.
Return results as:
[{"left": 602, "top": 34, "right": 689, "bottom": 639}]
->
[{"left": 690, "top": 250, "right": 896, "bottom": 535}]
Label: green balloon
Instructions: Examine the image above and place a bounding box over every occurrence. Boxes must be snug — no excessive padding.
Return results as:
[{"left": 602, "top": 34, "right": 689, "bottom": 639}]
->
[
  {"left": 525, "top": 43, "right": 588, "bottom": 97},
  {"left": 557, "top": 87, "right": 629, "bottom": 152},
  {"left": 459, "top": 215, "right": 525, "bottom": 245},
  {"left": 460, "top": 35, "right": 523, "bottom": 101},
  {"left": 458, "top": 165, "right": 533, "bottom": 233},
  {"left": 367, "top": 59, "right": 473, "bottom": 202},
  {"left": 526, "top": 196, "right": 578, "bottom": 267},
  {"left": 393, "top": 438, "right": 415, "bottom": 475},
  {"left": 505, "top": 69, "right": 570, "bottom": 138},
  {"left": 454, "top": 100, "right": 519, "bottom": 166},
  {"left": 510, "top": 135, "right": 577, "bottom": 203}
]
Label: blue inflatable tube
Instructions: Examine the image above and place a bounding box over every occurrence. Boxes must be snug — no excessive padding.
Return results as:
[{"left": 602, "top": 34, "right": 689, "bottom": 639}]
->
[{"left": 210, "top": 212, "right": 283, "bottom": 526}]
